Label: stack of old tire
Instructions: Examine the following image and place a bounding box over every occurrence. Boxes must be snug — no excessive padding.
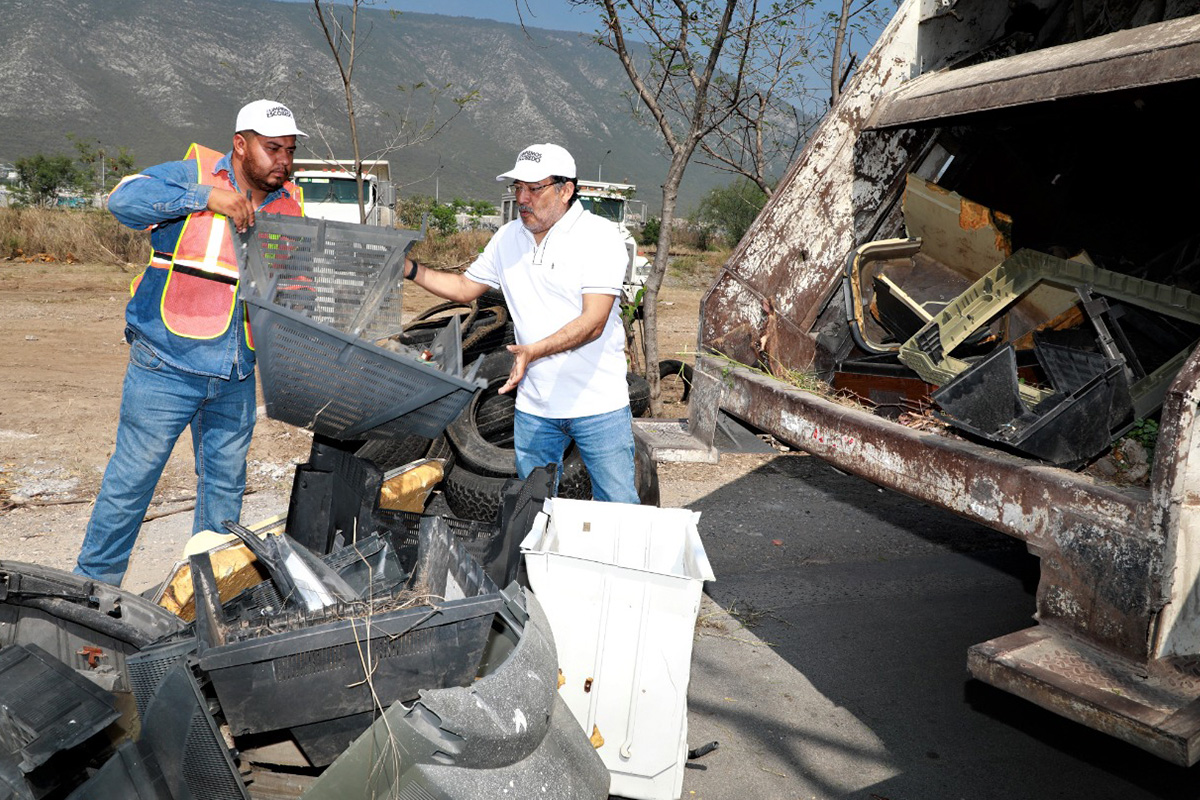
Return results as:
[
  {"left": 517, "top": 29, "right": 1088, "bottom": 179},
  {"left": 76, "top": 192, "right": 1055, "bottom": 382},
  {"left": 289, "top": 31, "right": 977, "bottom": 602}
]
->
[{"left": 359, "top": 290, "right": 657, "bottom": 521}]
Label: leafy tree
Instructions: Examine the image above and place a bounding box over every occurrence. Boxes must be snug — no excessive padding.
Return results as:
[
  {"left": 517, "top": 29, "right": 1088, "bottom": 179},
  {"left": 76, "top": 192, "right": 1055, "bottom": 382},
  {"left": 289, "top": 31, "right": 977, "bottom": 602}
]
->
[
  {"left": 640, "top": 217, "right": 661, "bottom": 246},
  {"left": 695, "top": 179, "right": 768, "bottom": 247},
  {"left": 68, "top": 135, "right": 136, "bottom": 196},
  {"left": 13, "top": 154, "right": 79, "bottom": 207},
  {"left": 428, "top": 204, "right": 458, "bottom": 236},
  {"left": 397, "top": 194, "right": 434, "bottom": 229}
]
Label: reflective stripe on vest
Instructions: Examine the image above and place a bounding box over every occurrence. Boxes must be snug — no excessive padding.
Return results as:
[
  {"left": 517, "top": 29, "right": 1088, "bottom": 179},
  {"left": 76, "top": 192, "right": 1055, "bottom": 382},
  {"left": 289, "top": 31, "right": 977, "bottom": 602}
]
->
[{"left": 145, "top": 143, "right": 301, "bottom": 342}]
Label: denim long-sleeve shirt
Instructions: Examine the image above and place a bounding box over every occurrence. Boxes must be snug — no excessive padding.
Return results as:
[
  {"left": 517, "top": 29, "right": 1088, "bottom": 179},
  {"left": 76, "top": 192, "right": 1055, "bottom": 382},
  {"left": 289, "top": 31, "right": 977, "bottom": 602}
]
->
[{"left": 109, "top": 152, "right": 298, "bottom": 379}]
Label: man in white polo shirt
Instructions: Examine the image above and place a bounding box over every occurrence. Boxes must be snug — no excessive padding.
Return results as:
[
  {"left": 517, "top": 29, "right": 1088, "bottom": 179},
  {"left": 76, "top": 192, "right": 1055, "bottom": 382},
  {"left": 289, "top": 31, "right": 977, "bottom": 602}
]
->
[{"left": 403, "top": 142, "right": 638, "bottom": 503}]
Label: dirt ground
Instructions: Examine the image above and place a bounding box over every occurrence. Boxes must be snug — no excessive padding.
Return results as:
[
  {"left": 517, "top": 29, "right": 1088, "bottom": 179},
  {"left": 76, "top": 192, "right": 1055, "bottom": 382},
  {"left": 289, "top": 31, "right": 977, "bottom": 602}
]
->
[{"left": 0, "top": 258, "right": 710, "bottom": 573}]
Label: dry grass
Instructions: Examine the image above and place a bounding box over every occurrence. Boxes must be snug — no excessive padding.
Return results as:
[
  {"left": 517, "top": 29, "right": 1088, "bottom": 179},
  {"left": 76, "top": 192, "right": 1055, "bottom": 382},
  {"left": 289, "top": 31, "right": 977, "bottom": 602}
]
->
[
  {"left": 0, "top": 209, "right": 496, "bottom": 271},
  {"left": 409, "top": 230, "right": 492, "bottom": 271},
  {"left": 637, "top": 244, "right": 730, "bottom": 289},
  {"left": 0, "top": 207, "right": 149, "bottom": 265},
  {"left": 667, "top": 250, "right": 728, "bottom": 288}
]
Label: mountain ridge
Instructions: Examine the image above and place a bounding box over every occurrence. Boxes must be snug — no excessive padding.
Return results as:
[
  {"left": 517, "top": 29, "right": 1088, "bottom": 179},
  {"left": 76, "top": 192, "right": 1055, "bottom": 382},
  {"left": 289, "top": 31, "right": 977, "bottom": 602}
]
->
[{"left": 0, "top": 0, "right": 763, "bottom": 213}]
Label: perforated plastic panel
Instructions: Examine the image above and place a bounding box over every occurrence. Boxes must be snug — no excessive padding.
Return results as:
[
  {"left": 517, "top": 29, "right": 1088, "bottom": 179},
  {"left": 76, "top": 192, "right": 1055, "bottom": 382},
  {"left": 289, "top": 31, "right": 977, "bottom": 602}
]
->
[
  {"left": 246, "top": 298, "right": 481, "bottom": 439},
  {"left": 239, "top": 213, "right": 418, "bottom": 342},
  {"left": 236, "top": 214, "right": 482, "bottom": 441}
]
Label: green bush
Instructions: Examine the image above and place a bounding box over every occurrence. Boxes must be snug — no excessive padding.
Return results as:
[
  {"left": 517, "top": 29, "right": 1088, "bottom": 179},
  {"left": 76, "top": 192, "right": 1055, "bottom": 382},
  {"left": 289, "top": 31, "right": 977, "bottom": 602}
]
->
[
  {"left": 694, "top": 179, "right": 768, "bottom": 248},
  {"left": 640, "top": 217, "right": 661, "bottom": 246}
]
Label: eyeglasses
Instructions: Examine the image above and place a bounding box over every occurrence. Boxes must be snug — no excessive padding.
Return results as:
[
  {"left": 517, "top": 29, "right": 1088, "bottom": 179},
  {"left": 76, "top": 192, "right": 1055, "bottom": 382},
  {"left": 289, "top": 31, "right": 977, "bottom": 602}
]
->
[{"left": 509, "top": 180, "right": 561, "bottom": 196}]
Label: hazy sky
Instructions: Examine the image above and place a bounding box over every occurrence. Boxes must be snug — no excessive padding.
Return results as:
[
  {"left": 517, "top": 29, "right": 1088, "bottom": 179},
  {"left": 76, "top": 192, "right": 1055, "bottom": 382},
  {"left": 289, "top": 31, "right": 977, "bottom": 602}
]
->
[
  {"left": 278, "top": 0, "right": 891, "bottom": 96},
  {"left": 277, "top": 0, "right": 612, "bottom": 33}
]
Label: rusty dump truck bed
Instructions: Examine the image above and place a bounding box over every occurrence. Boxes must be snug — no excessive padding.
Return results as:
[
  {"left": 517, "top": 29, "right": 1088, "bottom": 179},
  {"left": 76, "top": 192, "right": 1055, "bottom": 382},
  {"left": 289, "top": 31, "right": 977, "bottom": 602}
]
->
[{"left": 640, "top": 0, "right": 1200, "bottom": 765}]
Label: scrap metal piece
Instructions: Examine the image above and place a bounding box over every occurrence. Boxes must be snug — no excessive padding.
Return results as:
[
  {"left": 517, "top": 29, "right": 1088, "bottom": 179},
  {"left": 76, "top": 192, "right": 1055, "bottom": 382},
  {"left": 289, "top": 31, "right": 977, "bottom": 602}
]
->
[
  {"left": 843, "top": 237, "right": 924, "bottom": 354},
  {"left": 304, "top": 590, "right": 609, "bottom": 800},
  {"left": 868, "top": 15, "right": 1200, "bottom": 129}
]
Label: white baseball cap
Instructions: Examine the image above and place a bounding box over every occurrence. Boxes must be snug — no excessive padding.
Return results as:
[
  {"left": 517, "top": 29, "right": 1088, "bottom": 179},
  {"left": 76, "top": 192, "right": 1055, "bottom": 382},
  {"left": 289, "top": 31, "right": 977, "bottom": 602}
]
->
[
  {"left": 496, "top": 143, "right": 576, "bottom": 182},
  {"left": 235, "top": 99, "right": 307, "bottom": 138}
]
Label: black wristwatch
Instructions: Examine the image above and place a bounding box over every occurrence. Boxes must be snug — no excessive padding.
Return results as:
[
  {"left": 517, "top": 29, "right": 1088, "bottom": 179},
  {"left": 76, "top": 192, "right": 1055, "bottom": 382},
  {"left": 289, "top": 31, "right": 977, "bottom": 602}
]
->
[{"left": 405, "top": 259, "right": 419, "bottom": 280}]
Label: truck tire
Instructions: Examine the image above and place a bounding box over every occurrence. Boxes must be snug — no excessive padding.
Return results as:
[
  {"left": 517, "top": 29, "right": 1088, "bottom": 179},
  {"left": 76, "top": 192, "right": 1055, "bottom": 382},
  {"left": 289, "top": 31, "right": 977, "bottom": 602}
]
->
[
  {"left": 443, "top": 462, "right": 508, "bottom": 522},
  {"left": 355, "top": 434, "right": 452, "bottom": 472},
  {"left": 447, "top": 376, "right": 519, "bottom": 478},
  {"left": 448, "top": 372, "right": 650, "bottom": 477},
  {"left": 354, "top": 434, "right": 434, "bottom": 472}
]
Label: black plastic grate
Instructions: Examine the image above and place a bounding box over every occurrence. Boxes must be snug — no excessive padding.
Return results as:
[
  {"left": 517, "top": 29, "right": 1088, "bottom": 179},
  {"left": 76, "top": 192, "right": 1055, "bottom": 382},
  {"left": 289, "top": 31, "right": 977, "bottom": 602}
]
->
[
  {"left": 238, "top": 213, "right": 483, "bottom": 441},
  {"left": 241, "top": 214, "right": 416, "bottom": 342}
]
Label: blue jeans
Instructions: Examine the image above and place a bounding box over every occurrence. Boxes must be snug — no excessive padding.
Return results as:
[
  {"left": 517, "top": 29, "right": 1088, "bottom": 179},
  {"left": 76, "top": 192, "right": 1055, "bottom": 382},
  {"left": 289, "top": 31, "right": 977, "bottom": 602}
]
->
[
  {"left": 514, "top": 406, "right": 639, "bottom": 504},
  {"left": 75, "top": 333, "right": 257, "bottom": 585}
]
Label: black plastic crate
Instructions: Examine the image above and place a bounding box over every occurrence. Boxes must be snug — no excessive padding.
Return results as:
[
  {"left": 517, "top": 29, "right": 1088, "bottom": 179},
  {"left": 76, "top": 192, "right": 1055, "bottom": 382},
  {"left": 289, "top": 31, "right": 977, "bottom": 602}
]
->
[
  {"left": 932, "top": 344, "right": 1126, "bottom": 467},
  {"left": 197, "top": 520, "right": 502, "bottom": 737},
  {"left": 376, "top": 507, "right": 507, "bottom": 584},
  {"left": 237, "top": 213, "right": 483, "bottom": 441}
]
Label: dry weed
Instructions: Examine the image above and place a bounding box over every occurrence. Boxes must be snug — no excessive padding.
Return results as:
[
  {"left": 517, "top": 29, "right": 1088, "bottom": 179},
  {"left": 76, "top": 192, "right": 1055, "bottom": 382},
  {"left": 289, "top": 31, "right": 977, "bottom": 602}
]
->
[
  {"left": 409, "top": 230, "right": 491, "bottom": 271},
  {"left": 0, "top": 207, "right": 148, "bottom": 264}
]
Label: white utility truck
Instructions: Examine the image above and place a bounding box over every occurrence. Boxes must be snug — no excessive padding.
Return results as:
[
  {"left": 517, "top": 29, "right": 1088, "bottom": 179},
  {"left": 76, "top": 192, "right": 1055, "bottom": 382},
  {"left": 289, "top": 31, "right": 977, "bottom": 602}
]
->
[{"left": 293, "top": 159, "right": 395, "bottom": 227}]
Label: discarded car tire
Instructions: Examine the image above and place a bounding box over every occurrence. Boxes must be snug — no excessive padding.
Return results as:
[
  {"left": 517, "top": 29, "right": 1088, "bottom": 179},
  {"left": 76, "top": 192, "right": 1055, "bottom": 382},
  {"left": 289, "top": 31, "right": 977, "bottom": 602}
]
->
[
  {"left": 444, "top": 438, "right": 659, "bottom": 522},
  {"left": 447, "top": 377, "right": 520, "bottom": 478},
  {"left": 555, "top": 435, "right": 660, "bottom": 506},
  {"left": 443, "top": 462, "right": 508, "bottom": 522},
  {"left": 659, "top": 358, "right": 694, "bottom": 402},
  {"left": 354, "top": 434, "right": 434, "bottom": 472},
  {"left": 628, "top": 371, "right": 651, "bottom": 417},
  {"left": 477, "top": 391, "right": 516, "bottom": 442},
  {"left": 449, "top": 371, "right": 652, "bottom": 478},
  {"left": 444, "top": 449, "right": 590, "bottom": 522}
]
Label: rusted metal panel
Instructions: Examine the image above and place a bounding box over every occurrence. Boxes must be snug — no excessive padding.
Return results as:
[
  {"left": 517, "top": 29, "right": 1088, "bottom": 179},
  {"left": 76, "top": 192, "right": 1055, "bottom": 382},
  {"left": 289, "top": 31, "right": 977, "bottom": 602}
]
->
[
  {"left": 968, "top": 626, "right": 1200, "bottom": 765},
  {"left": 870, "top": 14, "right": 1200, "bottom": 129},
  {"left": 697, "top": 353, "right": 1167, "bottom": 659},
  {"left": 1150, "top": 335, "right": 1200, "bottom": 658},
  {"left": 700, "top": 2, "right": 924, "bottom": 372},
  {"left": 1035, "top": 512, "right": 1163, "bottom": 658},
  {"left": 697, "top": 356, "right": 1146, "bottom": 544}
]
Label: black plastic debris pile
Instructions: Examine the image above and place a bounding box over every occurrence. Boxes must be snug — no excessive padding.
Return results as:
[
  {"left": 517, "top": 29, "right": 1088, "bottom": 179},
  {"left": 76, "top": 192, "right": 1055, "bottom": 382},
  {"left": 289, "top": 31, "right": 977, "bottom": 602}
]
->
[
  {"left": 834, "top": 174, "right": 1200, "bottom": 469},
  {"left": 0, "top": 447, "right": 608, "bottom": 800}
]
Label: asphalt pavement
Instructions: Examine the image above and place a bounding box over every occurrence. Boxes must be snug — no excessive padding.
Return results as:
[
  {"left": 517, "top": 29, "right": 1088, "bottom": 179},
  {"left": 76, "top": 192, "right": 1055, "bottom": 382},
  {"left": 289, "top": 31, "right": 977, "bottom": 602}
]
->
[{"left": 673, "top": 453, "right": 1200, "bottom": 800}]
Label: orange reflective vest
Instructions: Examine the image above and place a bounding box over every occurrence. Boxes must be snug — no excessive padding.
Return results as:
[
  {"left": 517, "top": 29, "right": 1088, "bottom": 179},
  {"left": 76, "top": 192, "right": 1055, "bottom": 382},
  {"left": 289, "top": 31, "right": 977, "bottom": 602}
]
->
[{"left": 134, "top": 143, "right": 303, "bottom": 344}]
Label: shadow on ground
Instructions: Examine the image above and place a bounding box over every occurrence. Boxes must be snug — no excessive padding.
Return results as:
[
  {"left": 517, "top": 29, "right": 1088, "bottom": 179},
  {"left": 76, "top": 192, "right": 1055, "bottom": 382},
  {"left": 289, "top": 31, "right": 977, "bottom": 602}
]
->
[{"left": 678, "top": 454, "right": 1200, "bottom": 800}]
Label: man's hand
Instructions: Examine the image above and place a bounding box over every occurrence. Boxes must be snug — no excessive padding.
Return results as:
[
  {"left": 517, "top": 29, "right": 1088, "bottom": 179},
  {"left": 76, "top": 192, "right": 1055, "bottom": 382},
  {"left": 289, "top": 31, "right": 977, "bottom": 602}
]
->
[
  {"left": 208, "top": 187, "right": 256, "bottom": 232},
  {"left": 498, "top": 343, "right": 533, "bottom": 395},
  {"left": 496, "top": 294, "right": 616, "bottom": 396}
]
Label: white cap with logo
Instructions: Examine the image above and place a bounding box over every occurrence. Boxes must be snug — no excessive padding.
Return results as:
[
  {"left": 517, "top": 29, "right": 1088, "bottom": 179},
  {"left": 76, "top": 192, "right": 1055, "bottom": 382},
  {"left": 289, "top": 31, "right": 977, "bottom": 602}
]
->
[
  {"left": 496, "top": 143, "right": 576, "bottom": 182},
  {"left": 235, "top": 99, "right": 307, "bottom": 138}
]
